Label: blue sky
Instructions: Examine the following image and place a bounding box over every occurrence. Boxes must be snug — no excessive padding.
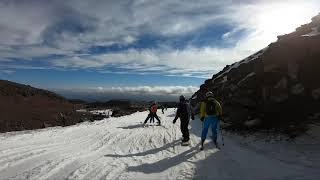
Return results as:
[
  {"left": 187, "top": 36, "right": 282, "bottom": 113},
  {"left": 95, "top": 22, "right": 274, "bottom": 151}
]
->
[{"left": 0, "top": 0, "right": 319, "bottom": 101}]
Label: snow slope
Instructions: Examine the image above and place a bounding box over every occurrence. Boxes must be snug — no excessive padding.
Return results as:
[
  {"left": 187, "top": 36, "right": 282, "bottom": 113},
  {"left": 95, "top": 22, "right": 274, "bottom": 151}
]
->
[{"left": 0, "top": 109, "right": 319, "bottom": 180}]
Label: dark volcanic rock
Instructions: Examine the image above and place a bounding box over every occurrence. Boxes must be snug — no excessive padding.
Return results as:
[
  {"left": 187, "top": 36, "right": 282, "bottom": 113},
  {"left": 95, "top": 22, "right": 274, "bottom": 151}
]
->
[{"left": 191, "top": 14, "right": 320, "bottom": 136}]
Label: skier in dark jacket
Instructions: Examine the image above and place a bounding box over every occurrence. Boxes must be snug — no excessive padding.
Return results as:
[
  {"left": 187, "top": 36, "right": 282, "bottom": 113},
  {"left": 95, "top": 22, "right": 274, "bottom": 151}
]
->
[
  {"left": 173, "top": 95, "right": 194, "bottom": 144},
  {"left": 144, "top": 102, "right": 161, "bottom": 126}
]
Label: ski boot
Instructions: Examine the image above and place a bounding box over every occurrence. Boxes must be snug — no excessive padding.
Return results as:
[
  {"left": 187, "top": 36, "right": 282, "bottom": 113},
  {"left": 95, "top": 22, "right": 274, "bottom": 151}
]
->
[
  {"left": 213, "top": 139, "right": 220, "bottom": 149},
  {"left": 200, "top": 140, "right": 205, "bottom": 150},
  {"left": 181, "top": 139, "right": 190, "bottom": 146}
]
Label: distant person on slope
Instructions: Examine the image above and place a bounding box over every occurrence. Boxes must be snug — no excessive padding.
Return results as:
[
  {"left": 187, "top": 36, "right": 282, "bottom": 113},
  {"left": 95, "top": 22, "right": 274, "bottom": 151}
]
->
[
  {"left": 173, "top": 95, "right": 194, "bottom": 145},
  {"left": 144, "top": 101, "right": 161, "bottom": 126},
  {"left": 148, "top": 103, "right": 155, "bottom": 123},
  {"left": 200, "top": 91, "right": 222, "bottom": 150}
]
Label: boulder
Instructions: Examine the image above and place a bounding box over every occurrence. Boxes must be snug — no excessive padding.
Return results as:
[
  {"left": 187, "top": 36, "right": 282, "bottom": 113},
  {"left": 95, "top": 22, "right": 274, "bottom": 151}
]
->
[
  {"left": 312, "top": 88, "right": 320, "bottom": 100},
  {"left": 290, "top": 83, "right": 305, "bottom": 95}
]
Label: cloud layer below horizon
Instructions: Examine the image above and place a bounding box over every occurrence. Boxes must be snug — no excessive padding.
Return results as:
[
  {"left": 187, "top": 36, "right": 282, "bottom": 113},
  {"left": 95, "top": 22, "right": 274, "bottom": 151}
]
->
[{"left": 55, "top": 86, "right": 198, "bottom": 102}]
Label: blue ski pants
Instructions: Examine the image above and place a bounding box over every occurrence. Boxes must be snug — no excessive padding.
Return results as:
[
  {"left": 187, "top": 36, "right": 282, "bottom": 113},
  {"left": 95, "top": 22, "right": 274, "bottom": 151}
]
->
[{"left": 201, "top": 116, "right": 219, "bottom": 141}]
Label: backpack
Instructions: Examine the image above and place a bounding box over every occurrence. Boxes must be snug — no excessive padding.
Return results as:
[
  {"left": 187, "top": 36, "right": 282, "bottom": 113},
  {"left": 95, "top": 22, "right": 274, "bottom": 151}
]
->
[
  {"left": 206, "top": 99, "right": 216, "bottom": 115},
  {"left": 151, "top": 105, "right": 157, "bottom": 113}
]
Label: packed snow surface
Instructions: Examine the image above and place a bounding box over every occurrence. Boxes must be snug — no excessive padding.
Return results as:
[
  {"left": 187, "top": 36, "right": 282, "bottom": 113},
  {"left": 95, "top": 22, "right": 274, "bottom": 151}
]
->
[
  {"left": 90, "top": 109, "right": 112, "bottom": 116},
  {"left": 0, "top": 109, "right": 319, "bottom": 180}
]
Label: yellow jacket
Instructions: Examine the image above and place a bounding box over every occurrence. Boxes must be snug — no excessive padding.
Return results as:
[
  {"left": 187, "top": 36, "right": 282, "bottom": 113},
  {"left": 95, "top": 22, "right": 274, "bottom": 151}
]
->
[{"left": 200, "top": 98, "right": 222, "bottom": 118}]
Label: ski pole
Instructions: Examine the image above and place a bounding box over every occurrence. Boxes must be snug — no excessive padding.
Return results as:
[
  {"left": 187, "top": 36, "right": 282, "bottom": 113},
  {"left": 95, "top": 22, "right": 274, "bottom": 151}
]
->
[
  {"left": 201, "top": 119, "right": 204, "bottom": 131},
  {"left": 220, "top": 121, "right": 225, "bottom": 146}
]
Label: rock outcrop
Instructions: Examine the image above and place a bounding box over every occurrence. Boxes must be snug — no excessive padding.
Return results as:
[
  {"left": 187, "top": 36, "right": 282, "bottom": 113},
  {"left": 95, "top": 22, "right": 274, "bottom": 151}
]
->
[{"left": 191, "top": 13, "right": 320, "bottom": 136}]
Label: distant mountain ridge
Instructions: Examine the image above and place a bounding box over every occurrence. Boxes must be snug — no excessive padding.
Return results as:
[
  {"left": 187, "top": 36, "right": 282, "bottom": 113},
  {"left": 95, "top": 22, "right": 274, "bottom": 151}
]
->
[
  {"left": 0, "top": 80, "right": 87, "bottom": 132},
  {"left": 0, "top": 80, "right": 177, "bottom": 132},
  {"left": 191, "top": 13, "right": 320, "bottom": 137},
  {"left": 0, "top": 80, "right": 65, "bottom": 100}
]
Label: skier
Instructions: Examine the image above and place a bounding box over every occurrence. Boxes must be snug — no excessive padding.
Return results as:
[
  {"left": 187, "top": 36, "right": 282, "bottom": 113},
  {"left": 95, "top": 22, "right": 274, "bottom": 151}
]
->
[
  {"left": 149, "top": 113, "right": 155, "bottom": 123},
  {"left": 147, "top": 103, "right": 155, "bottom": 123},
  {"left": 173, "top": 95, "right": 194, "bottom": 145},
  {"left": 200, "top": 91, "right": 222, "bottom": 150},
  {"left": 144, "top": 101, "right": 161, "bottom": 126}
]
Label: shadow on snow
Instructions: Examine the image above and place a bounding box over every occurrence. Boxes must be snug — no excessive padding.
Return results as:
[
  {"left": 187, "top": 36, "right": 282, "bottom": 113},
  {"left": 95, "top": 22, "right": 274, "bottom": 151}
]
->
[
  {"left": 126, "top": 145, "right": 201, "bottom": 174},
  {"left": 117, "top": 124, "right": 143, "bottom": 129},
  {"left": 112, "top": 117, "right": 222, "bottom": 176},
  {"left": 104, "top": 140, "right": 181, "bottom": 158}
]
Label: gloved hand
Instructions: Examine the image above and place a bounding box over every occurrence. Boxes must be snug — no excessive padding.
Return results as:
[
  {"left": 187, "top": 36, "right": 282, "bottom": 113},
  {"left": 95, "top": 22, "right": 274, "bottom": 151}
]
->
[
  {"left": 173, "top": 120, "right": 176, "bottom": 124},
  {"left": 191, "top": 114, "right": 195, "bottom": 120},
  {"left": 200, "top": 117, "right": 204, "bottom": 122}
]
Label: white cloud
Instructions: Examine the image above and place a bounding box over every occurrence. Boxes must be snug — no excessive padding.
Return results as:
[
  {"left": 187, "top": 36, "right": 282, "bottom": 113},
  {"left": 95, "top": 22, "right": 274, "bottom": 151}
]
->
[
  {"left": 0, "top": 46, "right": 71, "bottom": 60},
  {"left": 0, "top": 64, "right": 51, "bottom": 70},
  {"left": 0, "top": 0, "right": 320, "bottom": 78},
  {"left": 0, "top": 69, "right": 15, "bottom": 74},
  {"left": 224, "top": 0, "right": 320, "bottom": 51},
  {"left": 52, "top": 47, "right": 251, "bottom": 78},
  {"left": 90, "top": 86, "right": 198, "bottom": 96}
]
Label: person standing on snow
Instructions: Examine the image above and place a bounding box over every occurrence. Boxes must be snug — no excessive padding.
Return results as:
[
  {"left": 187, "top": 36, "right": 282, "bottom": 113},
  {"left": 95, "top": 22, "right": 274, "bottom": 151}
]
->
[
  {"left": 161, "top": 106, "right": 165, "bottom": 114},
  {"left": 147, "top": 103, "right": 155, "bottom": 123},
  {"left": 173, "top": 95, "right": 194, "bottom": 145},
  {"left": 200, "top": 91, "right": 222, "bottom": 150},
  {"left": 144, "top": 101, "right": 161, "bottom": 126}
]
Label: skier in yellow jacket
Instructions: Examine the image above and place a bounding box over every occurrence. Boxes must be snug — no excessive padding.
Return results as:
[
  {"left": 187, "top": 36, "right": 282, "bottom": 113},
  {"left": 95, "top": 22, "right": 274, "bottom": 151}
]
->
[{"left": 200, "top": 91, "right": 222, "bottom": 150}]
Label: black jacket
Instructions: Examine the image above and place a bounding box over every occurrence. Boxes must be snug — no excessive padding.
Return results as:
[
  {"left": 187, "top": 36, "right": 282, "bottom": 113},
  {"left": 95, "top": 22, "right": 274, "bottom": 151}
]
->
[{"left": 174, "top": 101, "right": 191, "bottom": 122}]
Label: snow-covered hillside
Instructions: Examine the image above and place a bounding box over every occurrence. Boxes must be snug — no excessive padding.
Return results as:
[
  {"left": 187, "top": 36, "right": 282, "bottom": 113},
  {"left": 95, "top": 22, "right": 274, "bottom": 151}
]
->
[{"left": 0, "top": 109, "right": 319, "bottom": 180}]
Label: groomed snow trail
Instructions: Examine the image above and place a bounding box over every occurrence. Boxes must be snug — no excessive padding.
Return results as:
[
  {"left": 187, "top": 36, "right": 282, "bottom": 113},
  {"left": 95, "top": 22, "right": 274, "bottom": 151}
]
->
[{"left": 0, "top": 109, "right": 319, "bottom": 180}]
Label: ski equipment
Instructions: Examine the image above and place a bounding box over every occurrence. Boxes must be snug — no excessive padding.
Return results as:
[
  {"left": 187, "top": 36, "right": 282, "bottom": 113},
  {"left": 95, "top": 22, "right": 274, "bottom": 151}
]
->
[
  {"left": 181, "top": 141, "right": 190, "bottom": 146},
  {"left": 206, "top": 100, "right": 216, "bottom": 115},
  {"left": 214, "top": 139, "right": 220, "bottom": 149},
  {"left": 220, "top": 122, "right": 225, "bottom": 146},
  {"left": 200, "top": 139, "right": 204, "bottom": 150}
]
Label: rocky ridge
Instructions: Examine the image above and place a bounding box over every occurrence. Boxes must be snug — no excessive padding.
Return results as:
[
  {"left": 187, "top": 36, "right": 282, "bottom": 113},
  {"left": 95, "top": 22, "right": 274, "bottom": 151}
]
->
[{"left": 191, "top": 13, "right": 320, "bottom": 137}]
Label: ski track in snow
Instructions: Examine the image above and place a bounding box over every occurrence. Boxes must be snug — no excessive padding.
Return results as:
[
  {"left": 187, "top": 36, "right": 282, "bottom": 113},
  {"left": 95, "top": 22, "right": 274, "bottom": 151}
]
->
[{"left": 0, "top": 109, "right": 319, "bottom": 180}]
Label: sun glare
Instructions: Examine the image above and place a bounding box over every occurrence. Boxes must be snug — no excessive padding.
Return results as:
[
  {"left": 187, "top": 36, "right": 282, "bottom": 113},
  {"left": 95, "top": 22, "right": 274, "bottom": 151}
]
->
[{"left": 256, "top": 2, "right": 318, "bottom": 41}]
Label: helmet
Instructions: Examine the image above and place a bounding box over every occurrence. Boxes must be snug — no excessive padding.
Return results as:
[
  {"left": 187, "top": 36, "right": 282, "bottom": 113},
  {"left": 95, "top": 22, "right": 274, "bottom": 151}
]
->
[
  {"left": 205, "top": 91, "right": 214, "bottom": 98},
  {"left": 179, "top": 95, "right": 186, "bottom": 102}
]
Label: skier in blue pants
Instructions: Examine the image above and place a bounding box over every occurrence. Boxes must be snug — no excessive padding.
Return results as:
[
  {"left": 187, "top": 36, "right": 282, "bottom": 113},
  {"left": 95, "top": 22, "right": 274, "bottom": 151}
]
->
[
  {"left": 201, "top": 116, "right": 219, "bottom": 143},
  {"left": 200, "top": 91, "right": 222, "bottom": 150}
]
